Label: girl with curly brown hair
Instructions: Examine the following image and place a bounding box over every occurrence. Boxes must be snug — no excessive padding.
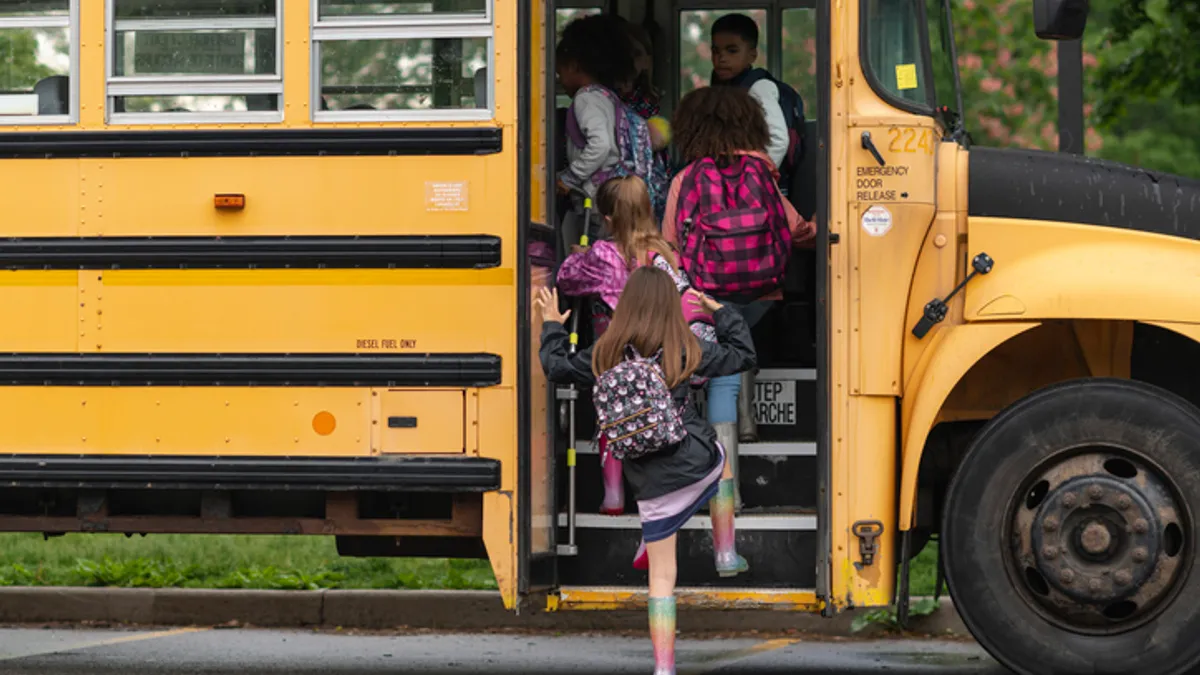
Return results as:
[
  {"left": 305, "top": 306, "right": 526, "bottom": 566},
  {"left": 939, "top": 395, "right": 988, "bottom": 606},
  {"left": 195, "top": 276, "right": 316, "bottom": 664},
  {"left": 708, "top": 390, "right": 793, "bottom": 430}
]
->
[{"left": 662, "top": 85, "right": 816, "bottom": 508}]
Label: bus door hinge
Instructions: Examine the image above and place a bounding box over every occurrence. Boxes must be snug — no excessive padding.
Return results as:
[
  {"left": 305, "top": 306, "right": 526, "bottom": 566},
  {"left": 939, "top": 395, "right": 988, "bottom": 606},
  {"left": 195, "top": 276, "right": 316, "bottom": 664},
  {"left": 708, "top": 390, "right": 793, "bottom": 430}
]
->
[
  {"left": 851, "top": 520, "right": 884, "bottom": 569},
  {"left": 911, "top": 252, "right": 994, "bottom": 339}
]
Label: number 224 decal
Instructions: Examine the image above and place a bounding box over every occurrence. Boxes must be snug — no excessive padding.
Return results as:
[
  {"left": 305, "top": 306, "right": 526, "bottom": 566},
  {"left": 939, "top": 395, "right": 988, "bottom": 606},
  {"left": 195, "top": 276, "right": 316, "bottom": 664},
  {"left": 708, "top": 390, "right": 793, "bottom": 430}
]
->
[{"left": 887, "top": 128, "right": 935, "bottom": 155}]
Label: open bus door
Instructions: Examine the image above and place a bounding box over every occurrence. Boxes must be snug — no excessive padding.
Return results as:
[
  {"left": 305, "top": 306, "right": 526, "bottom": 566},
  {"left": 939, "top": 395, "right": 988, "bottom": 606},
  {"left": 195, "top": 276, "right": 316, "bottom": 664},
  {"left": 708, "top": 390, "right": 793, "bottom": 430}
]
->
[
  {"left": 515, "top": 0, "right": 564, "bottom": 611},
  {"left": 516, "top": 0, "right": 833, "bottom": 612}
]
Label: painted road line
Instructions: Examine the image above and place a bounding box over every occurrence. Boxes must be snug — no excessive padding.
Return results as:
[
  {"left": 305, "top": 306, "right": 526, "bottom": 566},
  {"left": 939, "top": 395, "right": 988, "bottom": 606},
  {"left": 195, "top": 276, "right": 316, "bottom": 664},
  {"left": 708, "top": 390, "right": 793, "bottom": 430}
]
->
[
  {"left": 680, "top": 638, "right": 801, "bottom": 674},
  {"left": 0, "top": 627, "right": 208, "bottom": 662}
]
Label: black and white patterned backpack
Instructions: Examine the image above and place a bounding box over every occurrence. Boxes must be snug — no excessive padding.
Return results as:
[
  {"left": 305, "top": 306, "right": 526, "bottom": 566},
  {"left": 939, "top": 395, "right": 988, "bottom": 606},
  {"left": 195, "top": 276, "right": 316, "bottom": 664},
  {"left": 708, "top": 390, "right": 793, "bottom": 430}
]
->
[{"left": 593, "top": 345, "right": 687, "bottom": 461}]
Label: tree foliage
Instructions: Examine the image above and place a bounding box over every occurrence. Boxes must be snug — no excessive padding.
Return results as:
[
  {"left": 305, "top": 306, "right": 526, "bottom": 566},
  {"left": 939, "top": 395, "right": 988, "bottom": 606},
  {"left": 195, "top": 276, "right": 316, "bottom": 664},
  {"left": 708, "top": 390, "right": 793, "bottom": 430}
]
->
[
  {"left": 0, "top": 29, "right": 57, "bottom": 90},
  {"left": 948, "top": 0, "right": 1200, "bottom": 178},
  {"left": 1093, "top": 0, "right": 1200, "bottom": 125}
]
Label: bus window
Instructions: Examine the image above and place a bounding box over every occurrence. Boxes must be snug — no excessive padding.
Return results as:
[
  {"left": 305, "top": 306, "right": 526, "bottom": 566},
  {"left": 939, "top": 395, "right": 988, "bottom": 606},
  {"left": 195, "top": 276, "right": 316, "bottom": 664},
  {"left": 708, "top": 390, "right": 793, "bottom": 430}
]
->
[
  {"left": 781, "top": 7, "right": 818, "bottom": 112},
  {"left": 862, "top": 0, "right": 932, "bottom": 110},
  {"left": 108, "top": 0, "right": 281, "bottom": 122},
  {"left": 0, "top": 0, "right": 73, "bottom": 123},
  {"left": 313, "top": 0, "right": 494, "bottom": 120},
  {"left": 678, "top": 9, "right": 768, "bottom": 97},
  {"left": 319, "top": 0, "right": 487, "bottom": 17},
  {"left": 556, "top": 6, "right": 600, "bottom": 41}
]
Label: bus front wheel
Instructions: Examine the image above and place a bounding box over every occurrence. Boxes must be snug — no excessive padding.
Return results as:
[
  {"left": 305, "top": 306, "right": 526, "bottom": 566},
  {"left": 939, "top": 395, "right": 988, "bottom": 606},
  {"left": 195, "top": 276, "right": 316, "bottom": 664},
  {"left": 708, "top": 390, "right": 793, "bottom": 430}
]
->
[{"left": 943, "top": 378, "right": 1200, "bottom": 675}]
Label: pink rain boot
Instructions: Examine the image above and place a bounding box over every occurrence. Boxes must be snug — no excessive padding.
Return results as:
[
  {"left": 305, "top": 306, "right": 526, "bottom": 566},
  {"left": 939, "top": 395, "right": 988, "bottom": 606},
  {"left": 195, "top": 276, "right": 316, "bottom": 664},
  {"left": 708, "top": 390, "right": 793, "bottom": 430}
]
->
[{"left": 599, "top": 437, "right": 625, "bottom": 516}]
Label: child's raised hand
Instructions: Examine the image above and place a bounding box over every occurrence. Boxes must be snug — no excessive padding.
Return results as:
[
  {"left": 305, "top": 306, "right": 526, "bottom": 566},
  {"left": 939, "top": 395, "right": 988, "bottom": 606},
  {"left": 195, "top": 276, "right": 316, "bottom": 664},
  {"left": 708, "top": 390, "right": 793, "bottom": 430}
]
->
[
  {"left": 534, "top": 287, "right": 572, "bottom": 324},
  {"left": 686, "top": 288, "right": 723, "bottom": 315}
]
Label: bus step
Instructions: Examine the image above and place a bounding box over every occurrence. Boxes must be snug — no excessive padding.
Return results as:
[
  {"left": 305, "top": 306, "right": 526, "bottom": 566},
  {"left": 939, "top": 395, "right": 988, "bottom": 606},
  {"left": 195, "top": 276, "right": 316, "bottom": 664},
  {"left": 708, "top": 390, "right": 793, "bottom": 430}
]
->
[
  {"left": 551, "top": 585, "right": 821, "bottom": 612},
  {"left": 555, "top": 512, "right": 817, "bottom": 531},
  {"left": 559, "top": 445, "right": 819, "bottom": 513},
  {"left": 555, "top": 512, "right": 817, "bottom": 588}
]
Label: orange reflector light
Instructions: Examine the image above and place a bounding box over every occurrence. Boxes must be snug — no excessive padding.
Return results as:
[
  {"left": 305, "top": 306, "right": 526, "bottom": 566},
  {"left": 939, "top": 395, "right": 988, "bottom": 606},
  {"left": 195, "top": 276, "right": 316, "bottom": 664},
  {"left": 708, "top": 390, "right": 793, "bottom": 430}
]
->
[{"left": 214, "top": 194, "right": 246, "bottom": 210}]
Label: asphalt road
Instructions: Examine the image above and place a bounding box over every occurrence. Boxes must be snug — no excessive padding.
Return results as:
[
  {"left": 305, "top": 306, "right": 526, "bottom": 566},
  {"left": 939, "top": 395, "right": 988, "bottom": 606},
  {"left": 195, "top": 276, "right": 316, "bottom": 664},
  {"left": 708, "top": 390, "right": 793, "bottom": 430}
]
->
[{"left": 0, "top": 626, "right": 1009, "bottom": 674}]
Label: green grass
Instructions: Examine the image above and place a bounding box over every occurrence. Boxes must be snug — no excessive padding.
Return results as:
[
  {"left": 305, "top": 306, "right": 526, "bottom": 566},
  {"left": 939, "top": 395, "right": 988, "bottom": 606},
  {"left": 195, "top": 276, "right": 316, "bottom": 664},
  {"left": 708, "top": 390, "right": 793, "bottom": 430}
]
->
[
  {"left": 909, "top": 540, "right": 940, "bottom": 597},
  {"left": 0, "top": 532, "right": 941, "bottom": 595},
  {"left": 0, "top": 533, "right": 498, "bottom": 590}
]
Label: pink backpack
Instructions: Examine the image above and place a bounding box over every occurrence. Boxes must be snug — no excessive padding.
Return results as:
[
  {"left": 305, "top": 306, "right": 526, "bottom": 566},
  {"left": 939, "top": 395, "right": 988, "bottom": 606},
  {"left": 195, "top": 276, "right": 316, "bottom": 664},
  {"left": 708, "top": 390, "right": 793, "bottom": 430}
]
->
[
  {"left": 639, "top": 250, "right": 713, "bottom": 332},
  {"left": 675, "top": 155, "right": 792, "bottom": 295},
  {"left": 555, "top": 241, "right": 714, "bottom": 340}
]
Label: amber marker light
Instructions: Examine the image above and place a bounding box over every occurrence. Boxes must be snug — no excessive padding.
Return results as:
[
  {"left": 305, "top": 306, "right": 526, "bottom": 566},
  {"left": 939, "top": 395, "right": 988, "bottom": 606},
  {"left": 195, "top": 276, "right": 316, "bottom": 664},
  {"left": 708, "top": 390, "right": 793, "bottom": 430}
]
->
[{"left": 214, "top": 194, "right": 246, "bottom": 210}]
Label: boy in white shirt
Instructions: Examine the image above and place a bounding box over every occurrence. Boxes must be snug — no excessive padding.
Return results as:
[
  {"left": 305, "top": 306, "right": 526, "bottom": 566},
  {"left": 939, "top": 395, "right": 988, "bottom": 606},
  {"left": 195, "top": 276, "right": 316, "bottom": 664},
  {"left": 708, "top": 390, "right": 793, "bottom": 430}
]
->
[{"left": 709, "top": 13, "right": 789, "bottom": 171}]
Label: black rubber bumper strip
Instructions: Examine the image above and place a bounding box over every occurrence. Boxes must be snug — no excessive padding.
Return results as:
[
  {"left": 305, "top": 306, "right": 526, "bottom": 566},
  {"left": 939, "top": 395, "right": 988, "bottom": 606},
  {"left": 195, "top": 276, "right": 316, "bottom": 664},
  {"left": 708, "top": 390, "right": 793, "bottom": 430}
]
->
[
  {"left": 0, "top": 455, "right": 501, "bottom": 492},
  {"left": 0, "top": 235, "right": 501, "bottom": 270},
  {"left": 0, "top": 353, "right": 502, "bottom": 387},
  {"left": 0, "top": 127, "right": 502, "bottom": 159},
  {"left": 968, "top": 145, "right": 1200, "bottom": 237}
]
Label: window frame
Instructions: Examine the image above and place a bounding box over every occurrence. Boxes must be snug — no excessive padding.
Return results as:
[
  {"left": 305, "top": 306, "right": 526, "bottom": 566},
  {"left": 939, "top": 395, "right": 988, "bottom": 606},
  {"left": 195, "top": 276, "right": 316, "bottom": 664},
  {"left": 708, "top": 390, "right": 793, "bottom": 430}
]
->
[
  {"left": 672, "top": 0, "right": 770, "bottom": 110},
  {"left": 857, "top": 0, "right": 938, "bottom": 117},
  {"left": 105, "top": 0, "right": 285, "bottom": 125},
  {"left": 669, "top": 0, "right": 817, "bottom": 115},
  {"left": 311, "top": 0, "right": 495, "bottom": 123},
  {"left": 0, "top": 0, "right": 80, "bottom": 126}
]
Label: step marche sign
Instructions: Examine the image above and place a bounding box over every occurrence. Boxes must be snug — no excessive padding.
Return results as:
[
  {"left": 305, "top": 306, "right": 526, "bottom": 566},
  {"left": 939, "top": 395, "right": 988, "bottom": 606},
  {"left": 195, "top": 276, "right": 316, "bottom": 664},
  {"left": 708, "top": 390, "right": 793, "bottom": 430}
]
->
[{"left": 754, "top": 377, "right": 797, "bottom": 426}]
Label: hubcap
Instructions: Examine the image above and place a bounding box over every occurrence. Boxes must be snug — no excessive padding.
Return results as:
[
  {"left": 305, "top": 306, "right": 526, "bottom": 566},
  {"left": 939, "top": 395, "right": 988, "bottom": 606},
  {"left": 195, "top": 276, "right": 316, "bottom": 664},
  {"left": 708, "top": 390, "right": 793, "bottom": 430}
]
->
[{"left": 1008, "top": 450, "right": 1189, "bottom": 634}]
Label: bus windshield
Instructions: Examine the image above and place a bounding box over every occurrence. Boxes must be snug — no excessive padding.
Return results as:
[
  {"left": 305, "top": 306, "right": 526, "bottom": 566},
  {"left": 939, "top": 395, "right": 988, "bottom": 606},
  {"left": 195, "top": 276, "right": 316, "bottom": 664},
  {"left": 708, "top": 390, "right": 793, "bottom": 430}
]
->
[{"left": 862, "top": 0, "right": 963, "bottom": 135}]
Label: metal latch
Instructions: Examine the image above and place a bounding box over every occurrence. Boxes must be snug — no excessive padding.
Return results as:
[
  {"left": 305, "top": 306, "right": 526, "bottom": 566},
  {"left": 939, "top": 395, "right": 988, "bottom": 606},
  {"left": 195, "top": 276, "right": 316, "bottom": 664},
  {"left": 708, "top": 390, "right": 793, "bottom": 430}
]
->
[
  {"left": 852, "top": 520, "right": 885, "bottom": 568},
  {"left": 911, "top": 252, "right": 994, "bottom": 339}
]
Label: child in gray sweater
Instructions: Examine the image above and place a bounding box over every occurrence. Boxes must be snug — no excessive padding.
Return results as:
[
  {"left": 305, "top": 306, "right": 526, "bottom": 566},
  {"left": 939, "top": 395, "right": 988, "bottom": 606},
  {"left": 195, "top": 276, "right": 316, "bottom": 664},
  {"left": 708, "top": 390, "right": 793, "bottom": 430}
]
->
[{"left": 555, "top": 15, "right": 638, "bottom": 245}]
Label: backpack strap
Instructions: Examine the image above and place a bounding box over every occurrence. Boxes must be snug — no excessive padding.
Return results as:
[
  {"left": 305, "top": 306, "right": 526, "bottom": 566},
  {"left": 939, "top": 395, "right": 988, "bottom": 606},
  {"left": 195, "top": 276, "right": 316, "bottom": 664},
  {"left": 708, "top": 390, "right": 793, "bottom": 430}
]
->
[
  {"left": 673, "top": 159, "right": 709, "bottom": 243},
  {"left": 624, "top": 344, "right": 663, "bottom": 362},
  {"left": 565, "top": 84, "right": 620, "bottom": 149},
  {"left": 564, "top": 89, "right": 589, "bottom": 150},
  {"left": 738, "top": 67, "right": 773, "bottom": 89},
  {"left": 566, "top": 85, "right": 634, "bottom": 188}
]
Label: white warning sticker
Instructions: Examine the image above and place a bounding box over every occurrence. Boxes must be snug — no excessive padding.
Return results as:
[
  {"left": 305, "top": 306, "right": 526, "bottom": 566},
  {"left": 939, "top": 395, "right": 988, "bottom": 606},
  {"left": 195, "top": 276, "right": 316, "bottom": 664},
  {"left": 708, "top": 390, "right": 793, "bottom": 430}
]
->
[
  {"left": 425, "top": 181, "right": 469, "bottom": 211},
  {"left": 861, "top": 204, "right": 893, "bottom": 237}
]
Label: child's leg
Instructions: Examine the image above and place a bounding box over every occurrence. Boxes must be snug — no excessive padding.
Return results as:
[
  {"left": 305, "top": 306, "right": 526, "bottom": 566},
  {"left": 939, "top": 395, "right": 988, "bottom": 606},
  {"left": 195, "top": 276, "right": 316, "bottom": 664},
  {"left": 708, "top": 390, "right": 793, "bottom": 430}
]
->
[
  {"left": 645, "top": 535, "right": 678, "bottom": 675},
  {"left": 705, "top": 374, "right": 742, "bottom": 509},
  {"left": 599, "top": 436, "right": 624, "bottom": 515},
  {"left": 734, "top": 301, "right": 774, "bottom": 444},
  {"left": 710, "top": 458, "right": 749, "bottom": 577},
  {"left": 737, "top": 369, "right": 759, "bottom": 443}
]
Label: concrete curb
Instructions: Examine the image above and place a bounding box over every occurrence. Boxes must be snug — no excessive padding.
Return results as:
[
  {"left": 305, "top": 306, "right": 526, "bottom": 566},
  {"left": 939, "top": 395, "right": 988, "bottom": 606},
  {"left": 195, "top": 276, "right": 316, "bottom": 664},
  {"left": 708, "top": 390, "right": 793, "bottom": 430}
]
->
[{"left": 0, "top": 588, "right": 967, "bottom": 636}]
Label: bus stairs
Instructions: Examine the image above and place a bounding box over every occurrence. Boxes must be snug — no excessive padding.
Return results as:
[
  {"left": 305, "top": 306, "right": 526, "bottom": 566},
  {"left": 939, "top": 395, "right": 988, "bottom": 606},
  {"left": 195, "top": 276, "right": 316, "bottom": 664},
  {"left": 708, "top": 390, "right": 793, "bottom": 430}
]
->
[{"left": 552, "top": 291, "right": 820, "bottom": 602}]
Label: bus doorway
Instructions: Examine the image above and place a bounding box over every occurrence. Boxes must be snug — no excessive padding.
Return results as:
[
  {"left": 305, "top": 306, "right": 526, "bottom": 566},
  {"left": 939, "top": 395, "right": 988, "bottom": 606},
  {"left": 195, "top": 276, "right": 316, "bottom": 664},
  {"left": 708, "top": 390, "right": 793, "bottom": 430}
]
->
[{"left": 527, "top": 0, "right": 830, "bottom": 609}]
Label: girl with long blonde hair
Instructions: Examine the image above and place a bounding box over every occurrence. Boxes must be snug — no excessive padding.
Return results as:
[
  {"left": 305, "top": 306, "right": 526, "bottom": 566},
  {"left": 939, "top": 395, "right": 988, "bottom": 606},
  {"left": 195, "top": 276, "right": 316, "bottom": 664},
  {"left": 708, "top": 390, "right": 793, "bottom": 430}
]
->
[
  {"left": 556, "top": 175, "right": 716, "bottom": 518},
  {"left": 537, "top": 267, "right": 756, "bottom": 675}
]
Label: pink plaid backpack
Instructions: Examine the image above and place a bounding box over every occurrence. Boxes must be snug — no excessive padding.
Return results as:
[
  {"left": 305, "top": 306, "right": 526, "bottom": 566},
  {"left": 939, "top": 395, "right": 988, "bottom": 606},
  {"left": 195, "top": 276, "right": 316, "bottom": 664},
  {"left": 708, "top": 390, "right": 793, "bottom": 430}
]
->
[{"left": 675, "top": 154, "right": 792, "bottom": 295}]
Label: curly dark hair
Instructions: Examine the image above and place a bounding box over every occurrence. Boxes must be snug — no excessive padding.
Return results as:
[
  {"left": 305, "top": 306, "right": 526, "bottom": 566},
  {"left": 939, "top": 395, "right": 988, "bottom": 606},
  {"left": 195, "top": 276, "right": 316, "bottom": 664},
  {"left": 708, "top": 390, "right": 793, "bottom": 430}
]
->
[
  {"left": 556, "top": 14, "right": 636, "bottom": 90},
  {"left": 672, "top": 86, "right": 770, "bottom": 163}
]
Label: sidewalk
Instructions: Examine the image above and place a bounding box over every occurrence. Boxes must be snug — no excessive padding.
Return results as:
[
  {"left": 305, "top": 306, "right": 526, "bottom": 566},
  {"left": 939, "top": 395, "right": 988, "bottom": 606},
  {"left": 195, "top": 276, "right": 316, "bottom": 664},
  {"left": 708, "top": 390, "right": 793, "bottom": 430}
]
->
[{"left": 0, "top": 588, "right": 966, "bottom": 636}]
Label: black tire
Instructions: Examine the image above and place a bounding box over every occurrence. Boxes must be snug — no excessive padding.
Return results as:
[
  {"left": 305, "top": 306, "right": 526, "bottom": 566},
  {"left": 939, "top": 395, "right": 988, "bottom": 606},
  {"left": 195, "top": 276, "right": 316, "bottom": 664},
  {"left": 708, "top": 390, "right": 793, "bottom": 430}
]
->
[{"left": 943, "top": 378, "right": 1200, "bottom": 675}]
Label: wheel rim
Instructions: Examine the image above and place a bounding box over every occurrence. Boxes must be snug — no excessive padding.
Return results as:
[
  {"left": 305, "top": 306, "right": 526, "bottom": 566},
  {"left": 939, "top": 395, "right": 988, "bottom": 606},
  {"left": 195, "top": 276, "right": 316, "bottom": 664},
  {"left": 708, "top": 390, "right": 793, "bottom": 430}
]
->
[{"left": 1007, "top": 447, "right": 1191, "bottom": 634}]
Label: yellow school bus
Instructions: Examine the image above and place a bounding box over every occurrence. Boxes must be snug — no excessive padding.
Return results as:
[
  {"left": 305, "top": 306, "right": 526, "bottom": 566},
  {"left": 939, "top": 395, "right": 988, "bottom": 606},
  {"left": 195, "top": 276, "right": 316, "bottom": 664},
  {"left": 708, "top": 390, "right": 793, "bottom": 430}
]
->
[{"left": 4, "top": 0, "right": 1200, "bottom": 673}]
